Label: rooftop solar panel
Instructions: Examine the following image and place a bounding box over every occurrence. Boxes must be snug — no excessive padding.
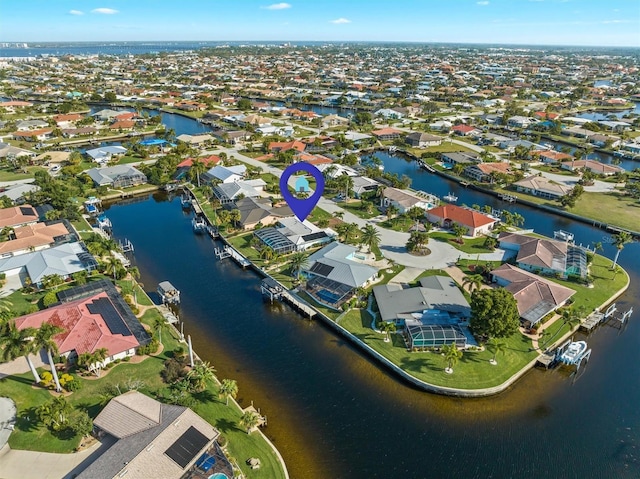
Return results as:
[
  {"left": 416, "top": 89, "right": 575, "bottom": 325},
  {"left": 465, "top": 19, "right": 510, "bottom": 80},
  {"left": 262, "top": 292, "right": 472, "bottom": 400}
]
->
[
  {"left": 302, "top": 231, "right": 327, "bottom": 242},
  {"left": 164, "top": 426, "right": 209, "bottom": 469},
  {"left": 87, "top": 297, "right": 131, "bottom": 336},
  {"left": 310, "top": 262, "right": 334, "bottom": 277}
]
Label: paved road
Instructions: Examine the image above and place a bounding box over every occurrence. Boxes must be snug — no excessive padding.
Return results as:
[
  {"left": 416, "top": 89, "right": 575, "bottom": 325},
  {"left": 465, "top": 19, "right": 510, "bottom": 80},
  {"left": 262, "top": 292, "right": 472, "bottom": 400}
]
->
[{"left": 206, "top": 145, "right": 515, "bottom": 269}]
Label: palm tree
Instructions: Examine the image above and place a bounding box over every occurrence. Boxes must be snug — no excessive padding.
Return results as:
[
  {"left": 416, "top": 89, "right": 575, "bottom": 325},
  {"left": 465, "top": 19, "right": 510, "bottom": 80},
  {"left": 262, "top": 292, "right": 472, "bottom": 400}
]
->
[
  {"left": 190, "top": 158, "right": 207, "bottom": 187},
  {"left": 332, "top": 210, "right": 344, "bottom": 221},
  {"left": 239, "top": 410, "right": 261, "bottom": 434},
  {"left": 612, "top": 231, "right": 632, "bottom": 269},
  {"left": 360, "top": 224, "right": 381, "bottom": 253},
  {"left": 488, "top": 339, "right": 506, "bottom": 365},
  {"left": 289, "top": 252, "right": 309, "bottom": 280},
  {"left": 229, "top": 209, "right": 241, "bottom": 230},
  {"left": 462, "top": 274, "right": 484, "bottom": 294},
  {"left": 152, "top": 315, "right": 165, "bottom": 343},
  {"left": 452, "top": 223, "right": 467, "bottom": 244},
  {"left": 259, "top": 246, "right": 275, "bottom": 261},
  {"left": 34, "top": 323, "right": 65, "bottom": 392},
  {"left": 219, "top": 378, "right": 238, "bottom": 406},
  {"left": 0, "top": 322, "right": 41, "bottom": 383},
  {"left": 377, "top": 321, "right": 396, "bottom": 343},
  {"left": 187, "top": 361, "right": 216, "bottom": 393},
  {"left": 376, "top": 185, "right": 386, "bottom": 207},
  {"left": 591, "top": 241, "right": 603, "bottom": 255},
  {"left": 386, "top": 204, "right": 399, "bottom": 223},
  {"left": 103, "top": 257, "right": 122, "bottom": 281},
  {"left": 443, "top": 343, "right": 463, "bottom": 374}
]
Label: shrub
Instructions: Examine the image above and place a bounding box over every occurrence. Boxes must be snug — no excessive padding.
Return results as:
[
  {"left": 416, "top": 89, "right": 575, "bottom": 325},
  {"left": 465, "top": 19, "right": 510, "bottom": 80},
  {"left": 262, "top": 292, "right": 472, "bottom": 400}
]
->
[
  {"left": 217, "top": 435, "right": 227, "bottom": 448},
  {"left": 137, "top": 338, "right": 159, "bottom": 355},
  {"left": 162, "top": 358, "right": 187, "bottom": 384},
  {"left": 43, "top": 291, "right": 59, "bottom": 308},
  {"left": 40, "top": 371, "right": 54, "bottom": 387},
  {"left": 65, "top": 379, "right": 82, "bottom": 392}
]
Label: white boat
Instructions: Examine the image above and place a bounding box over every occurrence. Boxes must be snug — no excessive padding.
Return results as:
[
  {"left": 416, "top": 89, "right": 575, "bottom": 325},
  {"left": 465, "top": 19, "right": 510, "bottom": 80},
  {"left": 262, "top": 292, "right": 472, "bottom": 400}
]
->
[
  {"left": 443, "top": 193, "right": 458, "bottom": 202},
  {"left": 554, "top": 230, "right": 574, "bottom": 242},
  {"left": 559, "top": 340, "right": 588, "bottom": 365}
]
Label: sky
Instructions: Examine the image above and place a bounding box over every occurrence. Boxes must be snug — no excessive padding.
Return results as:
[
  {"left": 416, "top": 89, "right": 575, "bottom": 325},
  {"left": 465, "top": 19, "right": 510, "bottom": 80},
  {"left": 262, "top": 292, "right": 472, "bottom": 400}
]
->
[{"left": 1, "top": 0, "right": 639, "bottom": 47}]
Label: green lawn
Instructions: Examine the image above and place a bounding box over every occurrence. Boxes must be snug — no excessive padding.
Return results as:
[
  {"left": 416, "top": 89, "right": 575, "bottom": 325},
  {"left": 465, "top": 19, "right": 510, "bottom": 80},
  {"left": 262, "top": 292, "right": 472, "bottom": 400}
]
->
[
  {"left": 496, "top": 187, "right": 640, "bottom": 232},
  {"left": 0, "top": 166, "right": 43, "bottom": 181},
  {"left": 340, "top": 309, "right": 538, "bottom": 389},
  {"left": 338, "top": 200, "right": 380, "bottom": 219},
  {"left": 409, "top": 269, "right": 450, "bottom": 286},
  {"left": 296, "top": 290, "right": 342, "bottom": 320},
  {"left": 429, "top": 231, "right": 494, "bottom": 254},
  {"left": 307, "top": 206, "right": 333, "bottom": 224},
  {"left": 0, "top": 307, "right": 285, "bottom": 478}
]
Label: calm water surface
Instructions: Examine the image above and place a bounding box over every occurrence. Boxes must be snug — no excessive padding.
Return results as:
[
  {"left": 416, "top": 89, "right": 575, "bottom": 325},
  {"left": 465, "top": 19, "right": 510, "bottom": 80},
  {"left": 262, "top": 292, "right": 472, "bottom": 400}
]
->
[{"left": 104, "top": 175, "right": 640, "bottom": 479}]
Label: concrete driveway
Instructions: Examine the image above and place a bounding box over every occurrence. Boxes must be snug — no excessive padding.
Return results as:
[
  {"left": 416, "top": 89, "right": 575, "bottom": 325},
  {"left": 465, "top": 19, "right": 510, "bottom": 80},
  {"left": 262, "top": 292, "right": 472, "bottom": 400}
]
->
[{"left": 0, "top": 398, "right": 16, "bottom": 451}]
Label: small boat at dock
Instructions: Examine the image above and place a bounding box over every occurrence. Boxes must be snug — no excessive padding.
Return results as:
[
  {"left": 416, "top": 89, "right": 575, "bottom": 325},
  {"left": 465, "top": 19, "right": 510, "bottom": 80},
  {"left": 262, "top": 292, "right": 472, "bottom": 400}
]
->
[
  {"left": 559, "top": 340, "right": 588, "bottom": 365},
  {"left": 443, "top": 192, "right": 458, "bottom": 202},
  {"left": 554, "top": 230, "right": 574, "bottom": 242},
  {"left": 158, "top": 281, "right": 180, "bottom": 304},
  {"left": 192, "top": 215, "right": 207, "bottom": 233}
]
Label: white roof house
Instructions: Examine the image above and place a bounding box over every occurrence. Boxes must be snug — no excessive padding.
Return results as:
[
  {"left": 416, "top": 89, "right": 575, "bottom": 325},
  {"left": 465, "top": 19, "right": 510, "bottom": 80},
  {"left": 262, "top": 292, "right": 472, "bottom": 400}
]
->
[
  {"left": 303, "top": 242, "right": 379, "bottom": 289},
  {"left": 205, "top": 165, "right": 246, "bottom": 184}
]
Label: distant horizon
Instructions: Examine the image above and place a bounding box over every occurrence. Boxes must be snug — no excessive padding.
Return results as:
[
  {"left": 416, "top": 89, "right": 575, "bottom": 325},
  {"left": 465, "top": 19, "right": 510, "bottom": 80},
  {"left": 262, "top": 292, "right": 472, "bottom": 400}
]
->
[
  {"left": 1, "top": 0, "right": 638, "bottom": 48},
  {"left": 1, "top": 39, "right": 638, "bottom": 50}
]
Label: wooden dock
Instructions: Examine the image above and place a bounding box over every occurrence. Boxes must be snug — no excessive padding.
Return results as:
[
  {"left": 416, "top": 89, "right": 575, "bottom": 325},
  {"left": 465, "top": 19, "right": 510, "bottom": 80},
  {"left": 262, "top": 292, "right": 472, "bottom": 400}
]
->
[
  {"left": 537, "top": 351, "right": 556, "bottom": 369},
  {"left": 580, "top": 303, "right": 617, "bottom": 332},
  {"left": 260, "top": 278, "right": 316, "bottom": 319},
  {"left": 215, "top": 245, "right": 250, "bottom": 267}
]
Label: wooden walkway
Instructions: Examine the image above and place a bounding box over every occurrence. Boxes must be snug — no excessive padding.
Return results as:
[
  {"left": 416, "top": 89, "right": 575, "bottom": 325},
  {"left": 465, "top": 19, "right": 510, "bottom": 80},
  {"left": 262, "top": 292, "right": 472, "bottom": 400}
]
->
[{"left": 215, "top": 245, "right": 251, "bottom": 267}]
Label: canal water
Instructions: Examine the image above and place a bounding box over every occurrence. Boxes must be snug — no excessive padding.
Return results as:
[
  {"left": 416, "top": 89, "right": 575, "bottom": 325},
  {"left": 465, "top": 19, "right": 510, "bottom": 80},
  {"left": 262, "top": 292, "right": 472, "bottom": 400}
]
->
[{"left": 104, "top": 160, "right": 640, "bottom": 478}]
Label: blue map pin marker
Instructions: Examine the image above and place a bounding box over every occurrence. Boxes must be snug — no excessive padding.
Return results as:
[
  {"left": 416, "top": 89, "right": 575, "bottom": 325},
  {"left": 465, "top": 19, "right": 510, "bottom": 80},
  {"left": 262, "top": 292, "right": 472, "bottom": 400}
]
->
[{"left": 279, "top": 162, "right": 325, "bottom": 222}]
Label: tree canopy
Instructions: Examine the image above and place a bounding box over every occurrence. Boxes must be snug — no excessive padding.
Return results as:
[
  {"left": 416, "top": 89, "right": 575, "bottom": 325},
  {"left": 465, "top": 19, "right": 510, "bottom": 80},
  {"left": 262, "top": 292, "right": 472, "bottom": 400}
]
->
[{"left": 470, "top": 288, "right": 520, "bottom": 339}]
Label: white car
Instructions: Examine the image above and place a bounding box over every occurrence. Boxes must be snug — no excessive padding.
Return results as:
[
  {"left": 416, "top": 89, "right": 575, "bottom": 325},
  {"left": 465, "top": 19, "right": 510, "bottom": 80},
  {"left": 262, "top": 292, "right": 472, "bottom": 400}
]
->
[{"left": 50, "top": 165, "right": 61, "bottom": 173}]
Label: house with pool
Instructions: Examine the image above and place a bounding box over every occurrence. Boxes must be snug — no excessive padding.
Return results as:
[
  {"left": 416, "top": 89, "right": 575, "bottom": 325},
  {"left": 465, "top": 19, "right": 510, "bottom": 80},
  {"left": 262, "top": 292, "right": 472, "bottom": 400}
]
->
[
  {"left": 381, "top": 187, "right": 438, "bottom": 214},
  {"left": 373, "top": 276, "right": 475, "bottom": 350},
  {"left": 301, "top": 242, "right": 379, "bottom": 309}
]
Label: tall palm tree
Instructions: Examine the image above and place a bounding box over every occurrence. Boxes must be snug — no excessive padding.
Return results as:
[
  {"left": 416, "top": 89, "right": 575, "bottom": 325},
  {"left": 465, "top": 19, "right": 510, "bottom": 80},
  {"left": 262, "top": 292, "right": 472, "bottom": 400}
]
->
[
  {"left": 591, "top": 241, "right": 603, "bottom": 255},
  {"left": 239, "top": 410, "right": 261, "bottom": 434},
  {"left": 332, "top": 210, "right": 344, "bottom": 221},
  {"left": 34, "top": 323, "right": 65, "bottom": 392},
  {"left": 0, "top": 322, "right": 41, "bottom": 383},
  {"left": 376, "top": 185, "right": 387, "bottom": 207},
  {"left": 104, "top": 257, "right": 122, "bottom": 281},
  {"left": 360, "top": 224, "right": 381, "bottom": 253},
  {"left": 152, "top": 315, "right": 165, "bottom": 343},
  {"left": 386, "top": 204, "right": 399, "bottom": 223},
  {"left": 488, "top": 339, "right": 506, "bottom": 365},
  {"left": 462, "top": 274, "right": 484, "bottom": 294},
  {"left": 219, "top": 378, "right": 238, "bottom": 406},
  {"left": 190, "top": 158, "right": 207, "bottom": 187},
  {"left": 612, "top": 231, "right": 632, "bottom": 269},
  {"left": 187, "top": 361, "right": 216, "bottom": 393},
  {"left": 289, "top": 252, "right": 309, "bottom": 280},
  {"left": 443, "top": 343, "right": 463, "bottom": 374},
  {"left": 377, "top": 321, "right": 396, "bottom": 343}
]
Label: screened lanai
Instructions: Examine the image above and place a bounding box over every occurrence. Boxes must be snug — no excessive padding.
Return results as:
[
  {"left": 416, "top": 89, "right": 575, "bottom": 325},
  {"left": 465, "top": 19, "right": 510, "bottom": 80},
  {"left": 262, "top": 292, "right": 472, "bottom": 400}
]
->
[
  {"left": 254, "top": 227, "right": 296, "bottom": 254},
  {"left": 404, "top": 322, "right": 468, "bottom": 350}
]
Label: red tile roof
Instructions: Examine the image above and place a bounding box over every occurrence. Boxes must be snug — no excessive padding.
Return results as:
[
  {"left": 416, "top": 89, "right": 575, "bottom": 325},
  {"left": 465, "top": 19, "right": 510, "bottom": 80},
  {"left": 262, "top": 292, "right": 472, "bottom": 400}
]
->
[
  {"left": 109, "top": 120, "right": 135, "bottom": 129},
  {"left": 451, "top": 124, "right": 477, "bottom": 133},
  {"left": 15, "top": 292, "right": 140, "bottom": 357},
  {"left": 427, "top": 204, "right": 496, "bottom": 228},
  {"left": 295, "top": 153, "right": 333, "bottom": 165},
  {"left": 371, "top": 127, "right": 403, "bottom": 137},
  {"left": 269, "top": 140, "right": 306, "bottom": 153},
  {"left": 177, "top": 155, "right": 221, "bottom": 168}
]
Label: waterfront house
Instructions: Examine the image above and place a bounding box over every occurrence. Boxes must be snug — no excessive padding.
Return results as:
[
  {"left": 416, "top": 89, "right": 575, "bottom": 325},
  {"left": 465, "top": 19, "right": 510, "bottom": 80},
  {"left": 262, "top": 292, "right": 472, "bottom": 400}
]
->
[
  {"left": 204, "top": 165, "right": 246, "bottom": 184},
  {"left": 498, "top": 232, "right": 587, "bottom": 278},
  {"left": 490, "top": 263, "right": 576, "bottom": 327},
  {"left": 513, "top": 175, "right": 572, "bottom": 200},
  {"left": 560, "top": 159, "right": 625, "bottom": 176},
  {"left": 302, "top": 242, "right": 379, "bottom": 308},
  {"left": 16, "top": 119, "right": 49, "bottom": 131},
  {"left": 536, "top": 150, "right": 573, "bottom": 165},
  {"left": 86, "top": 165, "right": 147, "bottom": 188},
  {"left": 371, "top": 128, "right": 403, "bottom": 141},
  {"left": 253, "top": 218, "right": 335, "bottom": 254},
  {"left": 231, "top": 197, "right": 293, "bottom": 230},
  {"left": 381, "top": 187, "right": 438, "bottom": 214},
  {"left": 351, "top": 176, "right": 381, "bottom": 198},
  {"left": 440, "top": 151, "right": 481, "bottom": 166},
  {"left": 426, "top": 204, "right": 497, "bottom": 237},
  {"left": 463, "top": 162, "right": 512, "bottom": 183},
  {"left": 321, "top": 114, "right": 350, "bottom": 128},
  {"left": 405, "top": 132, "right": 443, "bottom": 148},
  {"left": 86, "top": 146, "right": 128, "bottom": 164},
  {"left": 269, "top": 140, "right": 307, "bottom": 153},
  {"left": 506, "top": 116, "right": 534, "bottom": 129},
  {"left": 213, "top": 181, "right": 263, "bottom": 204},
  {"left": 0, "top": 242, "right": 97, "bottom": 286},
  {"left": 0, "top": 220, "right": 74, "bottom": 258},
  {"left": 92, "top": 109, "right": 123, "bottom": 121},
  {"left": 77, "top": 391, "right": 221, "bottom": 479},
  {"left": 15, "top": 280, "right": 150, "bottom": 370},
  {"left": 374, "top": 275, "right": 471, "bottom": 324}
]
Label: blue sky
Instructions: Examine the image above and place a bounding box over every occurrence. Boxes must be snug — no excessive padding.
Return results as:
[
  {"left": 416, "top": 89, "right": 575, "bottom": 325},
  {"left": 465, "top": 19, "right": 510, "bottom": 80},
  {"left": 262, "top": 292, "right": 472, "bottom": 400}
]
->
[{"left": 1, "top": 0, "right": 639, "bottom": 46}]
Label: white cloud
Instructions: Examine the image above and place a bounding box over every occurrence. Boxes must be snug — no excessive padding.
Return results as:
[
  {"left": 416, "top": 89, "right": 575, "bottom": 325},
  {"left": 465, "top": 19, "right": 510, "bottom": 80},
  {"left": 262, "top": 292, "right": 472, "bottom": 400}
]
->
[
  {"left": 262, "top": 2, "right": 291, "bottom": 9},
  {"left": 602, "top": 19, "right": 632, "bottom": 24},
  {"left": 330, "top": 18, "right": 351, "bottom": 24},
  {"left": 477, "top": 1, "right": 490, "bottom": 5},
  {"left": 69, "top": 10, "right": 84, "bottom": 15},
  {"left": 91, "top": 8, "right": 119, "bottom": 14}
]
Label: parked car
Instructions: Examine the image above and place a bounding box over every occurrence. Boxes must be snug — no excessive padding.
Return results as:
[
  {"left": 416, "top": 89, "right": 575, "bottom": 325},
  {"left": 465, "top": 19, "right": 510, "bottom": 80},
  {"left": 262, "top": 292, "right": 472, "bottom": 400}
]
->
[{"left": 50, "top": 164, "right": 61, "bottom": 172}]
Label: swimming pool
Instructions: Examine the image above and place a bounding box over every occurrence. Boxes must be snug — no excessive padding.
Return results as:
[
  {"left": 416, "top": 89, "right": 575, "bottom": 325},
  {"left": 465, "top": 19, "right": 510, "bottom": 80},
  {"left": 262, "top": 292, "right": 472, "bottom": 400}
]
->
[
  {"left": 317, "top": 289, "right": 341, "bottom": 304},
  {"left": 208, "top": 473, "right": 229, "bottom": 479}
]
